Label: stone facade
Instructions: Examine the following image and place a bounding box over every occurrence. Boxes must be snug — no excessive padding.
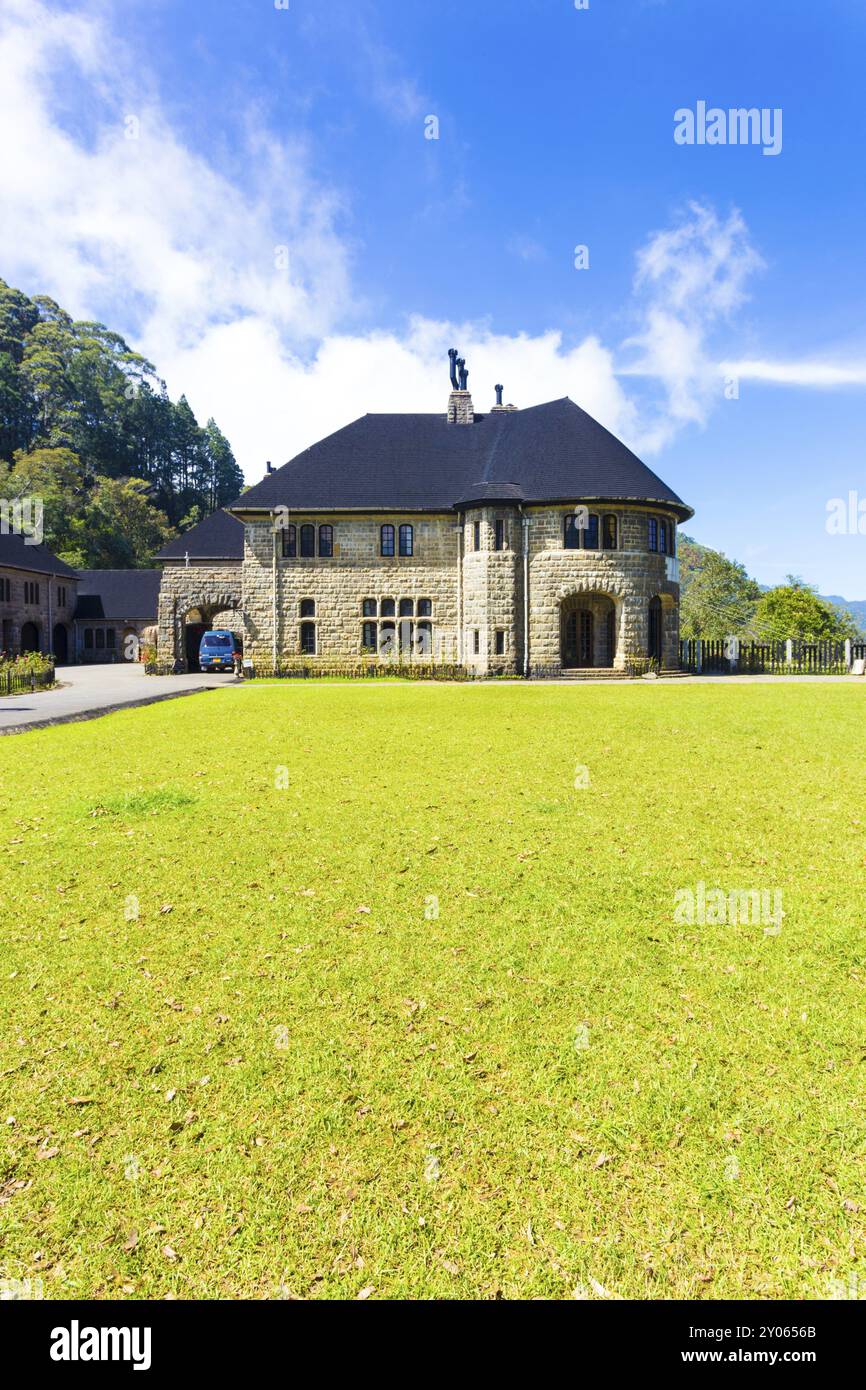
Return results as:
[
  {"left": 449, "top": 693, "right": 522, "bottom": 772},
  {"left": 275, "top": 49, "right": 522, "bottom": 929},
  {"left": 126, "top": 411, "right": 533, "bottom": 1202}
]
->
[
  {"left": 157, "top": 561, "right": 243, "bottom": 667},
  {"left": 0, "top": 563, "right": 77, "bottom": 661},
  {"left": 217, "top": 502, "right": 682, "bottom": 674}
]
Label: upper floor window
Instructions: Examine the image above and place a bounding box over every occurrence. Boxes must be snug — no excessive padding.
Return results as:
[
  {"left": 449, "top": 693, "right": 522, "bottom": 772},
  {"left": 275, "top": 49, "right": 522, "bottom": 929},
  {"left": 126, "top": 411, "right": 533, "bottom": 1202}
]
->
[
  {"left": 417, "top": 598, "right": 432, "bottom": 617},
  {"left": 57, "top": 585, "right": 67, "bottom": 606},
  {"left": 300, "top": 598, "right": 315, "bottom": 618},
  {"left": 495, "top": 629, "right": 505, "bottom": 655},
  {"left": 658, "top": 519, "right": 668, "bottom": 556},
  {"left": 0, "top": 577, "right": 11, "bottom": 602},
  {"left": 564, "top": 513, "right": 598, "bottom": 550},
  {"left": 648, "top": 517, "right": 674, "bottom": 554},
  {"left": 318, "top": 525, "right": 333, "bottom": 557},
  {"left": 381, "top": 524, "right": 395, "bottom": 557},
  {"left": 399, "top": 598, "right": 414, "bottom": 617},
  {"left": 602, "top": 515, "right": 617, "bottom": 551},
  {"left": 300, "top": 524, "right": 315, "bottom": 558},
  {"left": 399, "top": 524, "right": 413, "bottom": 557},
  {"left": 362, "top": 598, "right": 377, "bottom": 617},
  {"left": 380, "top": 597, "right": 396, "bottom": 617},
  {"left": 473, "top": 520, "right": 481, "bottom": 551},
  {"left": 494, "top": 518, "right": 505, "bottom": 551},
  {"left": 282, "top": 524, "right": 296, "bottom": 558},
  {"left": 24, "top": 581, "right": 40, "bottom": 604}
]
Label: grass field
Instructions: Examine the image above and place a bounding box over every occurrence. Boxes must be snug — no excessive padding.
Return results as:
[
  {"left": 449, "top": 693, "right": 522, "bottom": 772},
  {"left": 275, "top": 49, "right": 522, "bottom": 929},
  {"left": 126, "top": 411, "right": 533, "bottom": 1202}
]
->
[{"left": 2, "top": 681, "right": 865, "bottom": 1300}]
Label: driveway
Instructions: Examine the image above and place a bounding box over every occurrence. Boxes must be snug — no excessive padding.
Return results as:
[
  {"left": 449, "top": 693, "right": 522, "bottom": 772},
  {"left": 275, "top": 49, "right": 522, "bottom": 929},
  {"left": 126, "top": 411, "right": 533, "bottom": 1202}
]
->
[{"left": 0, "top": 663, "right": 238, "bottom": 735}]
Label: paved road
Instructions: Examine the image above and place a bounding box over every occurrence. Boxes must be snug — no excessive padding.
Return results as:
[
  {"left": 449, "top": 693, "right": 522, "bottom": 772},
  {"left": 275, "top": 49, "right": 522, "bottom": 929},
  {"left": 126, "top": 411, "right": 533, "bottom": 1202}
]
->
[{"left": 0, "top": 664, "right": 238, "bottom": 735}]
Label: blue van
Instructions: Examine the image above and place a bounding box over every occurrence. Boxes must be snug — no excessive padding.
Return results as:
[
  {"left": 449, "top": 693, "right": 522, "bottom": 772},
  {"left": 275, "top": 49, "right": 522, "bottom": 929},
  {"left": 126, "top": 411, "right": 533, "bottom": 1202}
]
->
[{"left": 198, "top": 629, "right": 242, "bottom": 672}]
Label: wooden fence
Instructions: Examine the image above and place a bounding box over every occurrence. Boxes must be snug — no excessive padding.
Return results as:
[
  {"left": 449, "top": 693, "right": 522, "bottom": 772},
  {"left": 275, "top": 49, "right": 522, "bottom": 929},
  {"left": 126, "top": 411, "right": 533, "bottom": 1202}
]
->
[{"left": 680, "top": 639, "right": 866, "bottom": 675}]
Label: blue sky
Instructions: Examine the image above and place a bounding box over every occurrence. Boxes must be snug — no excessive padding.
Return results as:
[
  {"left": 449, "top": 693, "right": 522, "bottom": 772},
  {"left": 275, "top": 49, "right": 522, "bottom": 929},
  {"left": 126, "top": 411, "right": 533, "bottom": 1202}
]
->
[{"left": 2, "top": 0, "right": 865, "bottom": 596}]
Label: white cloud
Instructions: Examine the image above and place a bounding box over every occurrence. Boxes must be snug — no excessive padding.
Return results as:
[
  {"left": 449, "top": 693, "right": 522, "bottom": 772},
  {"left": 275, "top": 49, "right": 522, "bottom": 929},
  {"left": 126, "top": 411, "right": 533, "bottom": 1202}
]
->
[
  {"left": 720, "top": 359, "right": 866, "bottom": 388},
  {"left": 3, "top": 1, "right": 865, "bottom": 491}
]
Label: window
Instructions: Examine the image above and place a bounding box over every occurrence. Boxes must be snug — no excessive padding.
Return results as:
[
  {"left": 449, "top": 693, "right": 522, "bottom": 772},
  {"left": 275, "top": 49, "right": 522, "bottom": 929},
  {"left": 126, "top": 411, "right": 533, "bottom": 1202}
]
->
[
  {"left": 399, "top": 598, "right": 414, "bottom": 617},
  {"left": 473, "top": 520, "right": 481, "bottom": 551},
  {"left": 399, "top": 524, "right": 413, "bottom": 557},
  {"left": 300, "top": 622, "right": 316, "bottom": 655},
  {"left": 473, "top": 629, "right": 480, "bottom": 655},
  {"left": 300, "top": 598, "right": 315, "bottom": 618},
  {"left": 0, "top": 578, "right": 10, "bottom": 601},
  {"left": 300, "top": 524, "right": 315, "bottom": 557},
  {"left": 380, "top": 597, "right": 395, "bottom": 617},
  {"left": 106, "top": 628, "right": 116, "bottom": 649},
  {"left": 282, "top": 524, "right": 296, "bottom": 558},
  {"left": 95, "top": 628, "right": 105, "bottom": 649},
  {"left": 494, "top": 518, "right": 505, "bottom": 551},
  {"left": 416, "top": 620, "right": 432, "bottom": 654},
  {"left": 417, "top": 598, "right": 432, "bottom": 617},
  {"left": 564, "top": 513, "right": 598, "bottom": 549},
  {"left": 379, "top": 620, "right": 395, "bottom": 655},
  {"left": 362, "top": 598, "right": 377, "bottom": 617},
  {"left": 381, "top": 524, "right": 395, "bottom": 557},
  {"left": 57, "top": 585, "right": 66, "bottom": 606},
  {"left": 648, "top": 517, "right": 658, "bottom": 552},
  {"left": 318, "top": 525, "right": 333, "bottom": 557},
  {"left": 24, "top": 581, "right": 40, "bottom": 604},
  {"left": 602, "top": 515, "right": 618, "bottom": 551},
  {"left": 362, "top": 621, "right": 378, "bottom": 651},
  {"left": 658, "top": 520, "right": 668, "bottom": 556},
  {"left": 84, "top": 628, "right": 94, "bottom": 649},
  {"left": 495, "top": 629, "right": 505, "bottom": 656}
]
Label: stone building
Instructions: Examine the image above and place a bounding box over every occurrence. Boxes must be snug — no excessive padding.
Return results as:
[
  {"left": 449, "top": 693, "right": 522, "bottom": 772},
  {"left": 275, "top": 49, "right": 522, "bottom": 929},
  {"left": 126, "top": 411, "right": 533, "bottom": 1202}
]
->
[
  {"left": 0, "top": 531, "right": 79, "bottom": 661},
  {"left": 156, "top": 360, "right": 693, "bottom": 675},
  {"left": 155, "top": 509, "right": 244, "bottom": 670},
  {"left": 73, "top": 571, "right": 161, "bottom": 663}
]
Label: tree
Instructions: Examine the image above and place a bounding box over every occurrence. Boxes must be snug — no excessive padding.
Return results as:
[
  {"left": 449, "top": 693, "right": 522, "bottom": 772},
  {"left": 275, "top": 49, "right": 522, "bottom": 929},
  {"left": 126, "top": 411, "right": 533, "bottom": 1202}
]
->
[
  {"left": 753, "top": 578, "right": 863, "bottom": 642},
  {"left": 680, "top": 544, "right": 761, "bottom": 639}
]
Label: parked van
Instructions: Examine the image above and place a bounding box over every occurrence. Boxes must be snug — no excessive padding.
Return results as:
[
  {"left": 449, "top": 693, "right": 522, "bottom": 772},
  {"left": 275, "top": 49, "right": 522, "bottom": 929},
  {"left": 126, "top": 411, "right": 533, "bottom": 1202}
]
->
[{"left": 198, "top": 629, "right": 242, "bottom": 673}]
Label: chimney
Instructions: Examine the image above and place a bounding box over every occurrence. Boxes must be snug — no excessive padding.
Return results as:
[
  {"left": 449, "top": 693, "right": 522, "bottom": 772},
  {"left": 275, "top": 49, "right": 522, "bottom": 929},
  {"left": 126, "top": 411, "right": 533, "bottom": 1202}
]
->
[
  {"left": 446, "top": 348, "right": 474, "bottom": 424},
  {"left": 266, "top": 460, "right": 275, "bottom": 474},
  {"left": 490, "top": 384, "right": 518, "bottom": 413}
]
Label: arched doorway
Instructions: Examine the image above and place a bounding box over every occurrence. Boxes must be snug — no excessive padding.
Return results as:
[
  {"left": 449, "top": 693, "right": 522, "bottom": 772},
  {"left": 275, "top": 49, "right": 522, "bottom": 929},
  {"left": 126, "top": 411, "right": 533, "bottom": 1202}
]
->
[
  {"left": 52, "top": 623, "right": 68, "bottom": 664},
  {"left": 648, "top": 596, "right": 662, "bottom": 663},
  {"left": 21, "top": 621, "right": 39, "bottom": 653},
  {"left": 561, "top": 593, "right": 617, "bottom": 668}
]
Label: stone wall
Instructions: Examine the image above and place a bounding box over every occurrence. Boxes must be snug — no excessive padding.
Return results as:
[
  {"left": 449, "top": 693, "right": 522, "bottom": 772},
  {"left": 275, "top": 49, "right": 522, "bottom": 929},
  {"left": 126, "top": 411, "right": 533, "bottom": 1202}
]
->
[
  {"left": 0, "top": 565, "right": 77, "bottom": 659},
  {"left": 241, "top": 515, "right": 461, "bottom": 665}
]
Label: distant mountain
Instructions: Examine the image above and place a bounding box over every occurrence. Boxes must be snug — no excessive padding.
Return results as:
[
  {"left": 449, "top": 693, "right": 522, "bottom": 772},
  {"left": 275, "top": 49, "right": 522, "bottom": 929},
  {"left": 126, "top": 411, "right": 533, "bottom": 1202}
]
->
[{"left": 822, "top": 595, "right": 866, "bottom": 629}]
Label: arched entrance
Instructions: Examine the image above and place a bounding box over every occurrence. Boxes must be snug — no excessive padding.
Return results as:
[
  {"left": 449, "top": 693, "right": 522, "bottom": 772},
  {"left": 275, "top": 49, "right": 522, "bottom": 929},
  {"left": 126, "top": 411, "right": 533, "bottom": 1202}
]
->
[
  {"left": 648, "top": 596, "right": 662, "bottom": 663},
  {"left": 21, "top": 621, "right": 39, "bottom": 653},
  {"left": 560, "top": 593, "right": 617, "bottom": 669},
  {"left": 52, "top": 623, "right": 68, "bottom": 664},
  {"left": 181, "top": 601, "right": 242, "bottom": 672}
]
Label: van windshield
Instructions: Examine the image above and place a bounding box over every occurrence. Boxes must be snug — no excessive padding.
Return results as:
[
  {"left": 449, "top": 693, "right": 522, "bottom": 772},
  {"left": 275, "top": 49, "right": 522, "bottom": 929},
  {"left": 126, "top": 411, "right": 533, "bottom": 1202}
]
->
[{"left": 202, "top": 635, "right": 232, "bottom": 648}]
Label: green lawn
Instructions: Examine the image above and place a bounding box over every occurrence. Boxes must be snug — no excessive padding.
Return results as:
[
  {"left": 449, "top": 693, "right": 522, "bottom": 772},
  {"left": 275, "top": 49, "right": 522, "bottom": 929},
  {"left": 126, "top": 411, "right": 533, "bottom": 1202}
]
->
[{"left": 2, "top": 681, "right": 865, "bottom": 1300}]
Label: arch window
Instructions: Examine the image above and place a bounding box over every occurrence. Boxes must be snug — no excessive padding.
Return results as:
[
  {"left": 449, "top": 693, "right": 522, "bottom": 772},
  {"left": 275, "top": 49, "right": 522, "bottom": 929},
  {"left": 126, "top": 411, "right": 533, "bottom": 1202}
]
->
[
  {"left": 602, "top": 514, "right": 618, "bottom": 550},
  {"left": 362, "top": 598, "right": 377, "bottom": 617},
  {"left": 318, "top": 525, "right": 333, "bottom": 557},
  {"left": 399, "top": 524, "right": 414, "bottom": 557},
  {"left": 300, "top": 622, "right": 316, "bottom": 655},
  {"left": 399, "top": 598, "right": 414, "bottom": 617},
  {"left": 417, "top": 598, "right": 432, "bottom": 617},
  {"left": 362, "top": 621, "right": 378, "bottom": 651},
  {"left": 300, "top": 524, "right": 315, "bottom": 557},
  {"left": 300, "top": 598, "right": 315, "bottom": 618},
  {"left": 380, "top": 597, "right": 396, "bottom": 617},
  {"left": 282, "top": 524, "right": 296, "bottom": 558},
  {"left": 380, "top": 525, "right": 395, "bottom": 557},
  {"left": 564, "top": 513, "right": 598, "bottom": 549}
]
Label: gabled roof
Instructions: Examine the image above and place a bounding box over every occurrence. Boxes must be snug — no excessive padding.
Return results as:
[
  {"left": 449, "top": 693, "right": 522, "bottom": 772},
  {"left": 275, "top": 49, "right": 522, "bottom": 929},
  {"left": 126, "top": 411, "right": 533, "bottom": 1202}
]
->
[
  {"left": 155, "top": 508, "right": 244, "bottom": 562},
  {"left": 0, "top": 532, "right": 79, "bottom": 578},
  {"left": 231, "top": 397, "right": 693, "bottom": 520},
  {"left": 74, "top": 570, "right": 161, "bottom": 621}
]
